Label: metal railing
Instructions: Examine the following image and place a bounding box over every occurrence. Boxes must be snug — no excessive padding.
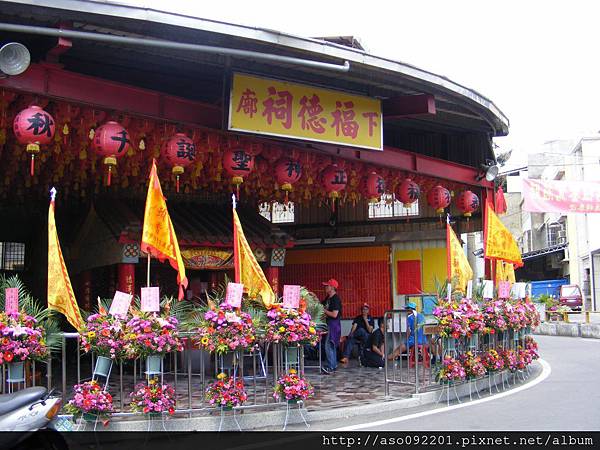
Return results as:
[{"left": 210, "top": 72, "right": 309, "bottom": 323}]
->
[
  {"left": 1, "top": 332, "right": 327, "bottom": 418},
  {"left": 383, "top": 309, "right": 535, "bottom": 398}
]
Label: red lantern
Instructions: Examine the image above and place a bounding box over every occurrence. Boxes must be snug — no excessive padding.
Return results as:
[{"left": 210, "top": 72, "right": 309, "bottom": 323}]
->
[
  {"left": 223, "top": 148, "right": 255, "bottom": 197},
  {"left": 322, "top": 164, "right": 347, "bottom": 211},
  {"left": 364, "top": 172, "right": 385, "bottom": 203},
  {"left": 162, "top": 133, "right": 196, "bottom": 193},
  {"left": 275, "top": 158, "right": 302, "bottom": 202},
  {"left": 427, "top": 185, "right": 451, "bottom": 214},
  {"left": 456, "top": 190, "right": 480, "bottom": 218},
  {"left": 91, "top": 121, "right": 130, "bottom": 186},
  {"left": 13, "top": 105, "right": 56, "bottom": 176},
  {"left": 397, "top": 178, "right": 421, "bottom": 208}
]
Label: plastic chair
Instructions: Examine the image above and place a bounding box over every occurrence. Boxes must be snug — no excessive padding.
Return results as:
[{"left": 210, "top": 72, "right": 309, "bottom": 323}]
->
[{"left": 408, "top": 345, "right": 430, "bottom": 368}]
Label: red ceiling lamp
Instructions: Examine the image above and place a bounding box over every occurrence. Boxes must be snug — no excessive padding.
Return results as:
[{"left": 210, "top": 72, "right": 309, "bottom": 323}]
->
[
  {"left": 275, "top": 158, "right": 302, "bottom": 203},
  {"left": 162, "top": 133, "right": 196, "bottom": 193},
  {"left": 223, "top": 147, "right": 255, "bottom": 198},
  {"left": 427, "top": 184, "right": 451, "bottom": 219},
  {"left": 13, "top": 105, "right": 56, "bottom": 176},
  {"left": 456, "top": 190, "right": 480, "bottom": 218},
  {"left": 364, "top": 171, "right": 386, "bottom": 203},
  {"left": 322, "top": 164, "right": 347, "bottom": 212},
  {"left": 91, "top": 120, "right": 130, "bottom": 186},
  {"left": 397, "top": 178, "right": 421, "bottom": 208}
]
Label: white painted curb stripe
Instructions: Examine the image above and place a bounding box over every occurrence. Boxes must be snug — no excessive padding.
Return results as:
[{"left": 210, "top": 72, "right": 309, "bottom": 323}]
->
[{"left": 333, "top": 358, "right": 552, "bottom": 431}]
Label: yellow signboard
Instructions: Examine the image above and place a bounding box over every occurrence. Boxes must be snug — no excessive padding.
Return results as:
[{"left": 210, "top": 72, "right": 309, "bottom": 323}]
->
[{"left": 228, "top": 73, "right": 383, "bottom": 150}]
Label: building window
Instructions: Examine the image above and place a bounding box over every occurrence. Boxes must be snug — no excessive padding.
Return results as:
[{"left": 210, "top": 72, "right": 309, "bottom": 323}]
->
[
  {"left": 368, "top": 194, "right": 419, "bottom": 219},
  {"left": 259, "top": 202, "right": 295, "bottom": 224},
  {"left": 546, "top": 222, "right": 565, "bottom": 247},
  {"left": 0, "top": 242, "right": 25, "bottom": 271},
  {"left": 522, "top": 230, "right": 532, "bottom": 253}
]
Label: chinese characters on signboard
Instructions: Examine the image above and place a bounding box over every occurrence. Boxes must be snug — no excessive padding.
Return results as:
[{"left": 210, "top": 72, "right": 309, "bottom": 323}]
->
[
  {"left": 5, "top": 288, "right": 18, "bottom": 314},
  {"left": 225, "top": 282, "right": 244, "bottom": 308},
  {"left": 229, "top": 73, "right": 383, "bottom": 150},
  {"left": 109, "top": 291, "right": 133, "bottom": 317},
  {"left": 141, "top": 287, "right": 160, "bottom": 312},
  {"left": 282, "top": 285, "right": 301, "bottom": 309},
  {"left": 523, "top": 178, "right": 600, "bottom": 213}
]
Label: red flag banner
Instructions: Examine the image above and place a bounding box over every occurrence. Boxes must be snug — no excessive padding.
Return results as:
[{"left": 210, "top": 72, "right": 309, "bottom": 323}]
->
[{"left": 523, "top": 178, "right": 600, "bottom": 213}]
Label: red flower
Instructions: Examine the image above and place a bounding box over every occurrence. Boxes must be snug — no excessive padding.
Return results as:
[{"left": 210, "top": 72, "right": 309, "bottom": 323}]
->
[{"left": 4, "top": 351, "right": 14, "bottom": 362}]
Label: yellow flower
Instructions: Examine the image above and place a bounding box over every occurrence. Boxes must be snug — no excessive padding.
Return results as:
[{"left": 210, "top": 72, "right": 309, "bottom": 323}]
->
[
  {"left": 200, "top": 336, "right": 209, "bottom": 345},
  {"left": 278, "top": 326, "right": 286, "bottom": 333},
  {"left": 148, "top": 377, "right": 157, "bottom": 385},
  {"left": 217, "top": 372, "right": 227, "bottom": 380},
  {"left": 308, "top": 327, "right": 315, "bottom": 334},
  {"left": 87, "top": 331, "right": 96, "bottom": 338},
  {"left": 289, "top": 368, "right": 297, "bottom": 375}
]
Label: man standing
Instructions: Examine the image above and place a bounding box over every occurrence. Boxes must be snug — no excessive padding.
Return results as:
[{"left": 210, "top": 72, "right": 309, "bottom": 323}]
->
[
  {"left": 340, "top": 303, "right": 374, "bottom": 364},
  {"left": 321, "top": 278, "right": 342, "bottom": 374}
]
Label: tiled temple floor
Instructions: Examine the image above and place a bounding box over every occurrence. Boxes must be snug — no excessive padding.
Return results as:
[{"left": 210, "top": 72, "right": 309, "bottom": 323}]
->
[{"left": 79, "top": 358, "right": 437, "bottom": 415}]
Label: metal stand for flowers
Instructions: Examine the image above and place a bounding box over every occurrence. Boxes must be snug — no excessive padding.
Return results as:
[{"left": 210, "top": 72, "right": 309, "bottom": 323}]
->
[
  {"left": 146, "top": 412, "right": 168, "bottom": 432},
  {"left": 468, "top": 377, "right": 482, "bottom": 401},
  {"left": 283, "top": 399, "right": 309, "bottom": 431},
  {"left": 436, "top": 381, "right": 461, "bottom": 407},
  {"left": 218, "top": 406, "right": 241, "bottom": 432},
  {"left": 145, "top": 354, "right": 164, "bottom": 383},
  {"left": 284, "top": 345, "right": 301, "bottom": 373},
  {"left": 5, "top": 361, "right": 26, "bottom": 393},
  {"left": 75, "top": 412, "right": 100, "bottom": 432},
  {"left": 91, "top": 355, "right": 113, "bottom": 390}
]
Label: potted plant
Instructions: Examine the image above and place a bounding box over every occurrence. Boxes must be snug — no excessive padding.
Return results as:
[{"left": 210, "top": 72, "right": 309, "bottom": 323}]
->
[
  {"left": 265, "top": 305, "right": 319, "bottom": 346},
  {"left": 436, "top": 356, "right": 466, "bottom": 384},
  {"left": 273, "top": 369, "right": 314, "bottom": 403},
  {"left": 80, "top": 306, "right": 128, "bottom": 377},
  {"left": 0, "top": 311, "right": 50, "bottom": 382},
  {"left": 129, "top": 378, "right": 176, "bottom": 416},
  {"left": 459, "top": 351, "right": 486, "bottom": 380},
  {"left": 124, "top": 311, "right": 182, "bottom": 375},
  {"left": 204, "top": 373, "right": 247, "bottom": 410},
  {"left": 481, "top": 349, "right": 505, "bottom": 373},
  {"left": 194, "top": 303, "right": 257, "bottom": 355},
  {"left": 64, "top": 380, "right": 113, "bottom": 425}
]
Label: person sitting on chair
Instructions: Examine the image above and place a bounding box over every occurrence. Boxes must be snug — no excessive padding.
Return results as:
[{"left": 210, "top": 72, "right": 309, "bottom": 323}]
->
[
  {"left": 387, "top": 302, "right": 427, "bottom": 360},
  {"left": 340, "top": 303, "right": 374, "bottom": 364},
  {"left": 362, "top": 317, "right": 385, "bottom": 368}
]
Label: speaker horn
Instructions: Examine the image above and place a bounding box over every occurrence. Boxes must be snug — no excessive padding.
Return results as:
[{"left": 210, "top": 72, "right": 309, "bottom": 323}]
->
[{"left": 0, "top": 42, "right": 31, "bottom": 76}]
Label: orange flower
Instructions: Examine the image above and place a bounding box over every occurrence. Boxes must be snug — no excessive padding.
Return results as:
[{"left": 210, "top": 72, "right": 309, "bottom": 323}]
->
[{"left": 101, "top": 329, "right": 110, "bottom": 337}]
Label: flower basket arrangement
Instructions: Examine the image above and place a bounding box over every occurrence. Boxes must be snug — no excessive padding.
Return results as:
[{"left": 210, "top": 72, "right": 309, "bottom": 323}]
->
[
  {"left": 524, "top": 336, "right": 539, "bottom": 360},
  {"left": 481, "top": 349, "right": 505, "bottom": 372},
  {"left": 0, "top": 311, "right": 49, "bottom": 365},
  {"left": 500, "top": 348, "right": 519, "bottom": 372},
  {"left": 273, "top": 369, "right": 314, "bottom": 402},
  {"left": 459, "top": 351, "right": 486, "bottom": 379},
  {"left": 129, "top": 378, "right": 176, "bottom": 415},
  {"left": 64, "top": 380, "right": 113, "bottom": 424},
  {"left": 123, "top": 312, "right": 183, "bottom": 359},
  {"left": 523, "top": 299, "right": 541, "bottom": 329},
  {"left": 80, "top": 309, "right": 128, "bottom": 361},
  {"left": 196, "top": 303, "right": 257, "bottom": 355},
  {"left": 265, "top": 305, "right": 319, "bottom": 346},
  {"left": 205, "top": 373, "right": 247, "bottom": 409},
  {"left": 433, "top": 298, "right": 485, "bottom": 338},
  {"left": 436, "top": 356, "right": 466, "bottom": 383},
  {"left": 481, "top": 300, "right": 508, "bottom": 334}
]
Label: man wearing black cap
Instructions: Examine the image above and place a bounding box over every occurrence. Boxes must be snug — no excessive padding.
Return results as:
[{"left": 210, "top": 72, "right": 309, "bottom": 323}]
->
[
  {"left": 321, "top": 278, "right": 342, "bottom": 374},
  {"left": 340, "top": 303, "right": 374, "bottom": 364}
]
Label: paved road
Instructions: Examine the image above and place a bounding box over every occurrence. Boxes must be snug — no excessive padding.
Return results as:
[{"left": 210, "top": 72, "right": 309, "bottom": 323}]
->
[{"left": 291, "top": 335, "right": 600, "bottom": 431}]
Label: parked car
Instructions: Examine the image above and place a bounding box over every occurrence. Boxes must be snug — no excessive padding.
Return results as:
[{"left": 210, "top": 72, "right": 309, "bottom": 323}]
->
[{"left": 559, "top": 284, "right": 583, "bottom": 311}]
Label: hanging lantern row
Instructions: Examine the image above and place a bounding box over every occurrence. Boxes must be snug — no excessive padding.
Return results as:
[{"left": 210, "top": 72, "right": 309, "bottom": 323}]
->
[{"left": 4, "top": 98, "right": 481, "bottom": 212}]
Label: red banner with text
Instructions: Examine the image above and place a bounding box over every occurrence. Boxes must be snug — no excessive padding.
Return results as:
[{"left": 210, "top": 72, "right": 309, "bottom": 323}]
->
[{"left": 523, "top": 178, "right": 600, "bottom": 213}]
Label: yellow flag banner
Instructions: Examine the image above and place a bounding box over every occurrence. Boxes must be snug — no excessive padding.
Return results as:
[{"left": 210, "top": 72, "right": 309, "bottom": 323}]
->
[
  {"left": 233, "top": 207, "right": 275, "bottom": 307},
  {"left": 141, "top": 160, "right": 188, "bottom": 300},
  {"left": 48, "top": 190, "right": 83, "bottom": 330},
  {"left": 446, "top": 223, "right": 473, "bottom": 292},
  {"left": 496, "top": 261, "right": 516, "bottom": 284},
  {"left": 484, "top": 201, "right": 523, "bottom": 267}
]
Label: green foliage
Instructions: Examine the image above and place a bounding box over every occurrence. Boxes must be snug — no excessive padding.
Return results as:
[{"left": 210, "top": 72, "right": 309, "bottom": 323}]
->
[
  {"left": 0, "top": 274, "right": 62, "bottom": 354},
  {"left": 535, "top": 294, "right": 558, "bottom": 309}
]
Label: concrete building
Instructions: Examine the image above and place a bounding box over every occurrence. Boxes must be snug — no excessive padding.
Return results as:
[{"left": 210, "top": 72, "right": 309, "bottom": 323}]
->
[{"left": 502, "top": 135, "right": 600, "bottom": 310}]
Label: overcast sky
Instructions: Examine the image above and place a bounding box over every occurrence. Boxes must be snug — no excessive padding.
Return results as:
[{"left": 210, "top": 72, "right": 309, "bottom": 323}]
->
[{"left": 124, "top": 0, "right": 600, "bottom": 169}]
